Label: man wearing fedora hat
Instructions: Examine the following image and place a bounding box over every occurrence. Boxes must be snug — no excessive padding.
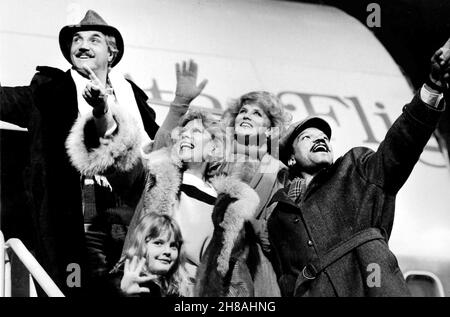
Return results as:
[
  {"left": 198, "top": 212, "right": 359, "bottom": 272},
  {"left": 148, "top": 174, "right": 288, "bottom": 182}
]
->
[
  {"left": 266, "top": 40, "right": 450, "bottom": 296},
  {"left": 0, "top": 10, "right": 203, "bottom": 296}
]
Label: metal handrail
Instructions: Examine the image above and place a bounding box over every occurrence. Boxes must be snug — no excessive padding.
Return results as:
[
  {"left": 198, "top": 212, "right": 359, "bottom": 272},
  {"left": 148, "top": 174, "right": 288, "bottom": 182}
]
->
[
  {"left": 1, "top": 233, "right": 64, "bottom": 297},
  {"left": 4, "top": 252, "right": 11, "bottom": 297},
  {"left": 0, "top": 231, "right": 4, "bottom": 297}
]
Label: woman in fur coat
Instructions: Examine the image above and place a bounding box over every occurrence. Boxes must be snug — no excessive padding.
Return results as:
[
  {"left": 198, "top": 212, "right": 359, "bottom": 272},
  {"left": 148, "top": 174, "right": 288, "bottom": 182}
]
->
[
  {"left": 197, "top": 91, "right": 293, "bottom": 296},
  {"left": 119, "top": 110, "right": 226, "bottom": 286}
]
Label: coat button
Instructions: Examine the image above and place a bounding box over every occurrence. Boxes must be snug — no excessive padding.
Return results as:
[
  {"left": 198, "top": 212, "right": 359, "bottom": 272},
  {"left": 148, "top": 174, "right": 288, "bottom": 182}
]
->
[{"left": 307, "top": 240, "right": 313, "bottom": 246}]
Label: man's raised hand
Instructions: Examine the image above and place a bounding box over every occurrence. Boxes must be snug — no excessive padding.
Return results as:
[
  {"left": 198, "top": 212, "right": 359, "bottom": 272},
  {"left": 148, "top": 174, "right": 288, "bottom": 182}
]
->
[{"left": 82, "top": 65, "right": 108, "bottom": 113}]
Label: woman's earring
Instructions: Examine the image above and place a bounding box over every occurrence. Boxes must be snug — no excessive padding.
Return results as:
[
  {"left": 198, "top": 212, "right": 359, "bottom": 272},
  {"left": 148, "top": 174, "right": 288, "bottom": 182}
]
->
[
  {"left": 206, "top": 144, "right": 216, "bottom": 160},
  {"left": 288, "top": 156, "right": 296, "bottom": 167}
]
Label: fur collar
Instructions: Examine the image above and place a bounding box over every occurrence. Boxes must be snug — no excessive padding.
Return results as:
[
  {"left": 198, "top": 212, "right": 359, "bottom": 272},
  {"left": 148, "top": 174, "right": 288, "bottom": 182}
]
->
[
  {"left": 65, "top": 103, "right": 142, "bottom": 176},
  {"left": 210, "top": 176, "right": 260, "bottom": 276},
  {"left": 140, "top": 147, "right": 183, "bottom": 216}
]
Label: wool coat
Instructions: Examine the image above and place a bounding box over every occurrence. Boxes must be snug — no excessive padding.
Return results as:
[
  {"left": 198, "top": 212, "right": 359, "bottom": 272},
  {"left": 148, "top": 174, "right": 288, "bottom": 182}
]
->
[{"left": 267, "top": 94, "right": 445, "bottom": 297}]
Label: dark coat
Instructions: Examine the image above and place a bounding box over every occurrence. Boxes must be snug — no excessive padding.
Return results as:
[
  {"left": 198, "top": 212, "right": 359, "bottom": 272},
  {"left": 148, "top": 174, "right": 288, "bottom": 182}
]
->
[
  {"left": 268, "top": 94, "right": 444, "bottom": 297},
  {"left": 0, "top": 66, "right": 158, "bottom": 296}
]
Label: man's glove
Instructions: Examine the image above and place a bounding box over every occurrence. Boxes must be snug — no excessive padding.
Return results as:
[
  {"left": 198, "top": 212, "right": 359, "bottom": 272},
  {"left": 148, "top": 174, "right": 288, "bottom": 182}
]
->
[{"left": 429, "top": 38, "right": 450, "bottom": 90}]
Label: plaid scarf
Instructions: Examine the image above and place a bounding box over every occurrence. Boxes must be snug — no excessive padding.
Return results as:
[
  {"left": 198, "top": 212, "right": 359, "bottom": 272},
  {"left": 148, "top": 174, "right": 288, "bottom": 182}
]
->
[{"left": 287, "top": 177, "right": 307, "bottom": 204}]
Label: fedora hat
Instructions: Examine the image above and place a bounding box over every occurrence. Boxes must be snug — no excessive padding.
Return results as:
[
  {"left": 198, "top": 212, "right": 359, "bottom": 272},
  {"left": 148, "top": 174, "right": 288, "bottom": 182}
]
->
[
  {"left": 279, "top": 117, "right": 332, "bottom": 165},
  {"left": 59, "top": 10, "right": 124, "bottom": 67}
]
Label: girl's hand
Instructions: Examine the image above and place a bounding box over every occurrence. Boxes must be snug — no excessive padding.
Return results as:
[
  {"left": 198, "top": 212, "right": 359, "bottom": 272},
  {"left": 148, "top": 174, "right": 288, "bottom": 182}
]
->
[{"left": 120, "top": 256, "right": 158, "bottom": 295}]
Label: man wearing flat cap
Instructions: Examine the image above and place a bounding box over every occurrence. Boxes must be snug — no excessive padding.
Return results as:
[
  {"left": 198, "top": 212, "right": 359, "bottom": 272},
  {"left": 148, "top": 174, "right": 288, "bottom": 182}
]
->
[
  {"left": 0, "top": 10, "right": 202, "bottom": 296},
  {"left": 266, "top": 40, "right": 450, "bottom": 296}
]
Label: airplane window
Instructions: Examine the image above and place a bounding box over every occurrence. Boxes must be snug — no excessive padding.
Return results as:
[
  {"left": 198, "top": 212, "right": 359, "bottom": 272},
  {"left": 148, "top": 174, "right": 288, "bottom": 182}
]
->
[{"left": 405, "top": 273, "right": 444, "bottom": 297}]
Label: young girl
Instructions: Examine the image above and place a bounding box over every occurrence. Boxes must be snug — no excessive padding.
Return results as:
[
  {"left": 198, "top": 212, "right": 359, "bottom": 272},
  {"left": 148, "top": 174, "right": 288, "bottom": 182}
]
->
[{"left": 118, "top": 213, "right": 191, "bottom": 297}]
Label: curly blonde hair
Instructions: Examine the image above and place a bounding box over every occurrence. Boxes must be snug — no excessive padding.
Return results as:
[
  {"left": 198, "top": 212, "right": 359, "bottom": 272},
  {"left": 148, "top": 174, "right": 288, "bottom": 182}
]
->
[
  {"left": 124, "top": 213, "right": 192, "bottom": 297},
  {"left": 223, "top": 91, "right": 292, "bottom": 135},
  {"left": 171, "top": 110, "right": 226, "bottom": 165}
]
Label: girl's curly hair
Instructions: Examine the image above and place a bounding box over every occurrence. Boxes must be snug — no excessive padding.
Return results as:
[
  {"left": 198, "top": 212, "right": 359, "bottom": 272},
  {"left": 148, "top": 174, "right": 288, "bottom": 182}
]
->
[{"left": 125, "top": 213, "right": 192, "bottom": 297}]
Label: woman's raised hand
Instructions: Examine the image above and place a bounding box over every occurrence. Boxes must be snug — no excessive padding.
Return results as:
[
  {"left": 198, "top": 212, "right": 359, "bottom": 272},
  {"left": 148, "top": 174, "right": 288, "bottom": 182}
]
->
[{"left": 173, "top": 59, "right": 208, "bottom": 106}]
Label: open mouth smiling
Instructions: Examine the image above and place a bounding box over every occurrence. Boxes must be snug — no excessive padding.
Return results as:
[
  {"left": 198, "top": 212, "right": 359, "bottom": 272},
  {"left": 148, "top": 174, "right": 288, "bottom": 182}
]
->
[
  {"left": 240, "top": 121, "right": 253, "bottom": 128},
  {"left": 180, "top": 141, "right": 194, "bottom": 150},
  {"left": 75, "top": 52, "right": 94, "bottom": 59},
  {"left": 311, "top": 143, "right": 329, "bottom": 153}
]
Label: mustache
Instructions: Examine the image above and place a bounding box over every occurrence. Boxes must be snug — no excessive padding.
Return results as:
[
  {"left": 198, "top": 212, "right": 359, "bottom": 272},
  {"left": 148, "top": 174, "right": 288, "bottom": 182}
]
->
[
  {"left": 75, "top": 50, "right": 94, "bottom": 58},
  {"left": 311, "top": 140, "right": 330, "bottom": 152}
]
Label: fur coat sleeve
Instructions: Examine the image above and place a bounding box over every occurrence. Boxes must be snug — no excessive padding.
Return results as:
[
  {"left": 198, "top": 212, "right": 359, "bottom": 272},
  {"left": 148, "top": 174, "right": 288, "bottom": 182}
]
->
[
  {"left": 65, "top": 104, "right": 143, "bottom": 177},
  {"left": 194, "top": 176, "right": 281, "bottom": 297},
  {"left": 65, "top": 103, "right": 149, "bottom": 208}
]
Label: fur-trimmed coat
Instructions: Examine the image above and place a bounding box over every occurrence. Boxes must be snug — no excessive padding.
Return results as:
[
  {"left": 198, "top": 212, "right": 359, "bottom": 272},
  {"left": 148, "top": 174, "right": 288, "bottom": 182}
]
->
[
  {"left": 0, "top": 66, "right": 158, "bottom": 296},
  {"left": 65, "top": 94, "right": 164, "bottom": 295},
  {"left": 194, "top": 176, "right": 281, "bottom": 297},
  {"left": 67, "top": 116, "right": 185, "bottom": 262}
]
